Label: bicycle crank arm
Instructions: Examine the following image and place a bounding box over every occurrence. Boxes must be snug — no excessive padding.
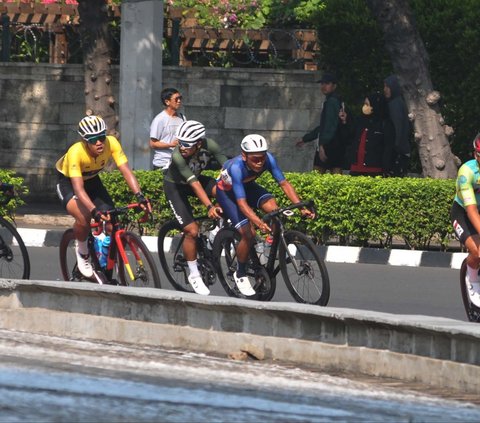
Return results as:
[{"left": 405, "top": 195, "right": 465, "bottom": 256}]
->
[{"left": 92, "top": 271, "right": 104, "bottom": 285}]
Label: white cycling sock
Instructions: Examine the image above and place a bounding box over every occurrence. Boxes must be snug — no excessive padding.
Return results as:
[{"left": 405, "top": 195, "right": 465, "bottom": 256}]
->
[
  {"left": 76, "top": 239, "right": 89, "bottom": 256},
  {"left": 187, "top": 260, "right": 200, "bottom": 277}
]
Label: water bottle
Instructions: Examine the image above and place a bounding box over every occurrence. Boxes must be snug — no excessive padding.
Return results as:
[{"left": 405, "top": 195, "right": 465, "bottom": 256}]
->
[
  {"left": 254, "top": 239, "right": 268, "bottom": 265},
  {"left": 93, "top": 232, "right": 105, "bottom": 264},
  {"left": 99, "top": 235, "right": 111, "bottom": 268},
  {"left": 207, "top": 224, "right": 221, "bottom": 250}
]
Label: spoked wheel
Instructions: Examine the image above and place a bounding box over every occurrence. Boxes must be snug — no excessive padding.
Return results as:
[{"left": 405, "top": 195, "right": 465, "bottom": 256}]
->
[
  {"left": 279, "top": 230, "right": 330, "bottom": 306},
  {"left": 212, "top": 228, "right": 275, "bottom": 300},
  {"left": 0, "top": 216, "right": 30, "bottom": 279},
  {"left": 117, "top": 231, "right": 161, "bottom": 288},
  {"left": 459, "top": 258, "right": 480, "bottom": 322},
  {"left": 59, "top": 229, "right": 107, "bottom": 283},
  {"left": 59, "top": 229, "right": 86, "bottom": 282},
  {"left": 158, "top": 220, "right": 194, "bottom": 292}
]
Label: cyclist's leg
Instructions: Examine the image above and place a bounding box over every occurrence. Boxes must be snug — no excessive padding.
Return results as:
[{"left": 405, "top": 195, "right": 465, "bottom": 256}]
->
[
  {"left": 164, "top": 180, "right": 209, "bottom": 295},
  {"left": 216, "top": 186, "right": 256, "bottom": 296},
  {"left": 452, "top": 202, "right": 480, "bottom": 305}
]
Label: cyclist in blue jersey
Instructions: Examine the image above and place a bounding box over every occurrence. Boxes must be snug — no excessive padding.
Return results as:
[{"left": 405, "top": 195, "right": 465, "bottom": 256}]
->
[
  {"left": 451, "top": 134, "right": 480, "bottom": 307},
  {"left": 216, "top": 134, "right": 314, "bottom": 296}
]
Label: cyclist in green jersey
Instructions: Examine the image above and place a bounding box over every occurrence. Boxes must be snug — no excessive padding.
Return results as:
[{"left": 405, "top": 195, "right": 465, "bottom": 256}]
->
[
  {"left": 163, "top": 120, "right": 227, "bottom": 295},
  {"left": 451, "top": 134, "right": 480, "bottom": 307}
]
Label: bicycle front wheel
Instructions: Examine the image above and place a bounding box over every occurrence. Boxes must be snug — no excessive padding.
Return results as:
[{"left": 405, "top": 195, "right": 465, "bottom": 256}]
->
[
  {"left": 459, "top": 258, "right": 480, "bottom": 322},
  {"left": 157, "top": 220, "right": 195, "bottom": 292},
  {"left": 0, "top": 216, "right": 30, "bottom": 279},
  {"left": 212, "top": 228, "right": 275, "bottom": 300},
  {"left": 279, "top": 230, "right": 330, "bottom": 306},
  {"left": 117, "top": 231, "right": 161, "bottom": 288}
]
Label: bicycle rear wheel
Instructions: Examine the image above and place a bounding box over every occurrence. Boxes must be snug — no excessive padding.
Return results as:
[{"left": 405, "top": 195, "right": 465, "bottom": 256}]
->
[
  {"left": 0, "top": 216, "right": 30, "bottom": 279},
  {"left": 279, "top": 230, "right": 330, "bottom": 306},
  {"left": 117, "top": 231, "right": 161, "bottom": 288},
  {"left": 157, "top": 220, "right": 194, "bottom": 292},
  {"left": 459, "top": 258, "right": 480, "bottom": 322},
  {"left": 212, "top": 227, "right": 275, "bottom": 300}
]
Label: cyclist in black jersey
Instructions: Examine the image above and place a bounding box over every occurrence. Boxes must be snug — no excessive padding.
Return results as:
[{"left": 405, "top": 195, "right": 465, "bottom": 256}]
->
[{"left": 163, "top": 120, "right": 227, "bottom": 295}]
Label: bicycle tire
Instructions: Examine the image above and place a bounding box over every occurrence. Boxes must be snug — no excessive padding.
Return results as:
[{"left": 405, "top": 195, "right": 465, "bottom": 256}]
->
[
  {"left": 212, "top": 227, "right": 275, "bottom": 300},
  {"left": 59, "top": 229, "right": 85, "bottom": 281},
  {"left": 157, "top": 220, "right": 194, "bottom": 292},
  {"left": 0, "top": 215, "right": 30, "bottom": 279},
  {"left": 279, "top": 230, "right": 330, "bottom": 306},
  {"left": 459, "top": 258, "right": 480, "bottom": 322},
  {"left": 117, "top": 231, "right": 161, "bottom": 288}
]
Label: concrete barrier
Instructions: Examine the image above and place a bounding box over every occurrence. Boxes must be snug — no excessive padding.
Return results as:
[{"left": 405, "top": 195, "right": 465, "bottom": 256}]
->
[{"left": 1, "top": 279, "right": 480, "bottom": 394}]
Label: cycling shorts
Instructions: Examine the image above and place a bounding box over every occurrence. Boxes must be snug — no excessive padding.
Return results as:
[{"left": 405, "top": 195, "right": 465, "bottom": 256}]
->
[
  {"left": 216, "top": 181, "right": 273, "bottom": 230},
  {"left": 451, "top": 201, "right": 479, "bottom": 244},
  {"left": 56, "top": 172, "right": 114, "bottom": 212},
  {"left": 164, "top": 175, "right": 216, "bottom": 228}
]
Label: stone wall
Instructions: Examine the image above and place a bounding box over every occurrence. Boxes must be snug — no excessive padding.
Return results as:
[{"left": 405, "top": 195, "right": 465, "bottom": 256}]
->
[{"left": 0, "top": 63, "right": 322, "bottom": 201}]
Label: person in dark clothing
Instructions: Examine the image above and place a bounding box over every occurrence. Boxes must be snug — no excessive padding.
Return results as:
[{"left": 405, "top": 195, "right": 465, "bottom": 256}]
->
[
  {"left": 295, "top": 73, "right": 346, "bottom": 174},
  {"left": 344, "top": 92, "right": 395, "bottom": 176},
  {"left": 384, "top": 75, "right": 411, "bottom": 176}
]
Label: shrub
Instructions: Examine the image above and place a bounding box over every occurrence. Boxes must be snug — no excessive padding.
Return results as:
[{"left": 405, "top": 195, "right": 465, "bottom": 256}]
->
[{"left": 101, "top": 170, "right": 457, "bottom": 250}]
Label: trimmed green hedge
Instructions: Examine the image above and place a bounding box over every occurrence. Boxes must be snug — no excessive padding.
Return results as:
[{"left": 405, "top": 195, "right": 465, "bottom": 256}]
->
[
  {"left": 101, "top": 170, "right": 457, "bottom": 251},
  {"left": 0, "top": 170, "right": 28, "bottom": 218}
]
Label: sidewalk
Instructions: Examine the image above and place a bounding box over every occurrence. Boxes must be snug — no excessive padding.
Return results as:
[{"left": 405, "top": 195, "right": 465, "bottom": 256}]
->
[{"left": 12, "top": 202, "right": 467, "bottom": 269}]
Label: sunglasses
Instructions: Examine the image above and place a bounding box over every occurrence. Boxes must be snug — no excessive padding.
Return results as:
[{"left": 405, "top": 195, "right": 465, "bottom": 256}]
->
[
  {"left": 179, "top": 140, "right": 199, "bottom": 149},
  {"left": 248, "top": 154, "right": 266, "bottom": 164},
  {"left": 86, "top": 134, "right": 106, "bottom": 144},
  {"left": 170, "top": 95, "right": 183, "bottom": 102}
]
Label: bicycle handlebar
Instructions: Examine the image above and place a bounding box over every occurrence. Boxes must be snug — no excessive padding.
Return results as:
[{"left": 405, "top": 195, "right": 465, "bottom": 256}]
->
[
  {"left": 262, "top": 199, "right": 315, "bottom": 223},
  {"left": 90, "top": 202, "right": 150, "bottom": 231}
]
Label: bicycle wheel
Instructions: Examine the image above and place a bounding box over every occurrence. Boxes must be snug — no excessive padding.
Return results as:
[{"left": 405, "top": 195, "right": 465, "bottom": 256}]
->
[
  {"left": 459, "top": 258, "right": 480, "bottom": 322},
  {"left": 279, "top": 230, "right": 330, "bottom": 306},
  {"left": 157, "top": 220, "right": 194, "bottom": 292},
  {"left": 117, "top": 231, "right": 161, "bottom": 288},
  {"left": 0, "top": 216, "right": 30, "bottom": 279},
  {"left": 212, "top": 228, "right": 275, "bottom": 300},
  {"left": 59, "top": 229, "right": 85, "bottom": 281}
]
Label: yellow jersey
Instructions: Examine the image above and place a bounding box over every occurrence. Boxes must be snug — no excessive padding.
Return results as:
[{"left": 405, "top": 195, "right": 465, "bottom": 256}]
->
[{"left": 56, "top": 136, "right": 128, "bottom": 180}]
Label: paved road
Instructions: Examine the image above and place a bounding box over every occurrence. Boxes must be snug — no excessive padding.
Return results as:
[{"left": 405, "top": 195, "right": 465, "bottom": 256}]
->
[{"left": 29, "top": 246, "right": 467, "bottom": 321}]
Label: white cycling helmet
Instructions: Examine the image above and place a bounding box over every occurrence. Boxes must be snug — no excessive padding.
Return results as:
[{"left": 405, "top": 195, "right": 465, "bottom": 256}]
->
[
  {"left": 241, "top": 134, "right": 268, "bottom": 153},
  {"left": 78, "top": 115, "right": 107, "bottom": 141},
  {"left": 176, "top": 120, "right": 206, "bottom": 145}
]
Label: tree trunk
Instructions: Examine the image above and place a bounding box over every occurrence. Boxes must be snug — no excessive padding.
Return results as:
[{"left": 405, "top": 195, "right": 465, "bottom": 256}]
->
[
  {"left": 366, "top": 0, "right": 459, "bottom": 178},
  {"left": 77, "top": 0, "right": 118, "bottom": 137}
]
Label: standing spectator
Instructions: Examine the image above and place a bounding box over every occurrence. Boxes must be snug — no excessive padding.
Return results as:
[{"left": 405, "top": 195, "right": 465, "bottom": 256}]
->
[
  {"left": 346, "top": 92, "right": 395, "bottom": 176},
  {"left": 149, "top": 87, "right": 186, "bottom": 170},
  {"left": 384, "top": 75, "right": 411, "bottom": 176},
  {"left": 295, "top": 73, "right": 346, "bottom": 174}
]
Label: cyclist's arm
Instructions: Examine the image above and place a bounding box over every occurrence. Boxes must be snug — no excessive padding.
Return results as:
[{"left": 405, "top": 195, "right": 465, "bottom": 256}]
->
[
  {"left": 117, "top": 163, "right": 141, "bottom": 196},
  {"left": 71, "top": 177, "right": 96, "bottom": 214},
  {"left": 205, "top": 138, "right": 228, "bottom": 167},
  {"left": 279, "top": 180, "right": 301, "bottom": 204},
  {"left": 229, "top": 164, "right": 268, "bottom": 230}
]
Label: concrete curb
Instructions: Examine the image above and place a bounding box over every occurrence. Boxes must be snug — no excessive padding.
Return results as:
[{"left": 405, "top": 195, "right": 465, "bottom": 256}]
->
[
  {"left": 1, "top": 279, "right": 480, "bottom": 394},
  {"left": 16, "top": 227, "right": 467, "bottom": 269}
]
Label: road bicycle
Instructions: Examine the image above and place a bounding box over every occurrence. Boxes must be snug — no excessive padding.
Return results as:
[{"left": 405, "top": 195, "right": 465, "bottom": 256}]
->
[
  {"left": 0, "top": 183, "right": 30, "bottom": 279},
  {"left": 59, "top": 203, "right": 161, "bottom": 288},
  {"left": 212, "top": 200, "right": 330, "bottom": 305},
  {"left": 157, "top": 216, "right": 220, "bottom": 293},
  {"left": 459, "top": 258, "right": 480, "bottom": 322}
]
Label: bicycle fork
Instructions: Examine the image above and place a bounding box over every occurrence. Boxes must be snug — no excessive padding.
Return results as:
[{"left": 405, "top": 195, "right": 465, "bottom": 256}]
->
[{"left": 114, "top": 230, "right": 142, "bottom": 281}]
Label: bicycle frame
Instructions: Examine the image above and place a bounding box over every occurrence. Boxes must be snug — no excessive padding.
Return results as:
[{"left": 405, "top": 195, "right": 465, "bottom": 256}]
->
[
  {"left": 91, "top": 203, "right": 146, "bottom": 283},
  {"left": 259, "top": 201, "right": 314, "bottom": 277}
]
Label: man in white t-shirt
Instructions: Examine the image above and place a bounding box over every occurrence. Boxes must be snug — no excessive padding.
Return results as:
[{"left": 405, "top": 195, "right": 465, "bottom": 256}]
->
[{"left": 149, "top": 87, "right": 186, "bottom": 170}]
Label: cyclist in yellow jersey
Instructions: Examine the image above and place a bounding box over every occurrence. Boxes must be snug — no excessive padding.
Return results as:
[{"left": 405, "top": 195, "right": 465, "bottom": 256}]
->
[
  {"left": 55, "top": 115, "right": 150, "bottom": 278},
  {"left": 451, "top": 134, "right": 480, "bottom": 307}
]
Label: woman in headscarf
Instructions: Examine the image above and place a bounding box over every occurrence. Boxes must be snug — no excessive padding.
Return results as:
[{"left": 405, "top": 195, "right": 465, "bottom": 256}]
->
[{"left": 346, "top": 92, "right": 395, "bottom": 176}]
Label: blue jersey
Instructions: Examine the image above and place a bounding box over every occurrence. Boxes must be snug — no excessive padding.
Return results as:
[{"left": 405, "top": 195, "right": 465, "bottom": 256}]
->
[{"left": 217, "top": 153, "right": 285, "bottom": 199}]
